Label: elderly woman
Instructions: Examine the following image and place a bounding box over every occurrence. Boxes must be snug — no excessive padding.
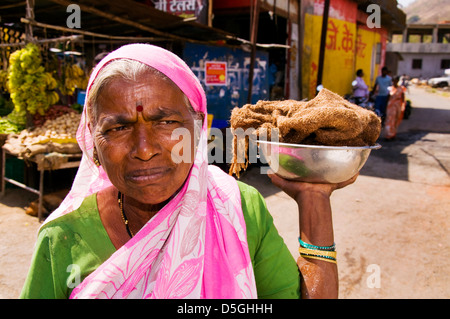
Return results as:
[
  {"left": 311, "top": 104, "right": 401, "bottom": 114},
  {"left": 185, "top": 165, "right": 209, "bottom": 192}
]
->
[{"left": 20, "top": 44, "right": 355, "bottom": 299}]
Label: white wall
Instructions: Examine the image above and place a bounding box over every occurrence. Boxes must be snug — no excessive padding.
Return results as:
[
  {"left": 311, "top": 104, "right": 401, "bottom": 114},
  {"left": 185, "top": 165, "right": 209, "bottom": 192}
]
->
[{"left": 397, "top": 53, "right": 450, "bottom": 79}]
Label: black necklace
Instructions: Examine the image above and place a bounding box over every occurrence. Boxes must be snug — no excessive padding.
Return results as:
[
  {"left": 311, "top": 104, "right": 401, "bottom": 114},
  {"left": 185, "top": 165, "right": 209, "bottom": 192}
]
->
[{"left": 118, "top": 191, "right": 134, "bottom": 238}]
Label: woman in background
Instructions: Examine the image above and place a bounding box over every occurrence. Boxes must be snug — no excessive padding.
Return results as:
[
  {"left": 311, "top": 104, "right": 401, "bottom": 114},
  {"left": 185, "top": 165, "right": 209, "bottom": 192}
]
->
[
  {"left": 384, "top": 76, "right": 406, "bottom": 140},
  {"left": 352, "top": 69, "right": 369, "bottom": 105}
]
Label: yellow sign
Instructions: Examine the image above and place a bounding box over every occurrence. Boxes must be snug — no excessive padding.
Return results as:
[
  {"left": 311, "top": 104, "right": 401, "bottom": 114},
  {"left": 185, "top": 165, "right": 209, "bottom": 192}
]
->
[{"left": 302, "top": 13, "right": 383, "bottom": 99}]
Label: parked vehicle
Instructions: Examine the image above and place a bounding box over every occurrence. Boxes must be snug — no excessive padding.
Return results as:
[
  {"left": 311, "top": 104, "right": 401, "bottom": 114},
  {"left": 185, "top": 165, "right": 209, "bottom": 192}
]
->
[
  {"left": 428, "top": 75, "right": 450, "bottom": 88},
  {"left": 344, "top": 94, "right": 377, "bottom": 114},
  {"left": 428, "top": 69, "right": 450, "bottom": 88}
]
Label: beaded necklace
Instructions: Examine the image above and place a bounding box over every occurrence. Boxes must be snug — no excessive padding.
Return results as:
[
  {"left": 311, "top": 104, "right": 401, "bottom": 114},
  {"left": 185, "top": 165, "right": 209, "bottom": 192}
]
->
[{"left": 118, "top": 191, "right": 134, "bottom": 238}]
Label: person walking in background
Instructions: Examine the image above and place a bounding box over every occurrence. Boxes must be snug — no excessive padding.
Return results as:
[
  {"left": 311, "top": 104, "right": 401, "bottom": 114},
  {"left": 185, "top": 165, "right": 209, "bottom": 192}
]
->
[
  {"left": 352, "top": 69, "right": 369, "bottom": 105},
  {"left": 384, "top": 76, "right": 406, "bottom": 141},
  {"left": 371, "top": 66, "right": 392, "bottom": 122},
  {"left": 399, "top": 74, "right": 410, "bottom": 93}
]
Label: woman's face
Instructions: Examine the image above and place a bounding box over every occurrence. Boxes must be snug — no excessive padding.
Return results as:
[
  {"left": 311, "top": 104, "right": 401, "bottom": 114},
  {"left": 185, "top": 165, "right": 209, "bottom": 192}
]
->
[{"left": 91, "top": 70, "right": 197, "bottom": 205}]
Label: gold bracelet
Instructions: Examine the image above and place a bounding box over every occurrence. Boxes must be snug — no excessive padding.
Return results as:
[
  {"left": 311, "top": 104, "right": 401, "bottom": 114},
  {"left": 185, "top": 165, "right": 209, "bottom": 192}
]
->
[
  {"left": 301, "top": 254, "right": 337, "bottom": 264},
  {"left": 298, "top": 247, "right": 337, "bottom": 259}
]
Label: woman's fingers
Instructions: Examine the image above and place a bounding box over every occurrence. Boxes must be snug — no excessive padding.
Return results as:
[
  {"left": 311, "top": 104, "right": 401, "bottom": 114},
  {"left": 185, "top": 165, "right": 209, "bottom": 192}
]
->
[
  {"left": 335, "top": 173, "right": 359, "bottom": 190},
  {"left": 267, "top": 170, "right": 359, "bottom": 200},
  {"left": 267, "top": 170, "right": 301, "bottom": 199}
]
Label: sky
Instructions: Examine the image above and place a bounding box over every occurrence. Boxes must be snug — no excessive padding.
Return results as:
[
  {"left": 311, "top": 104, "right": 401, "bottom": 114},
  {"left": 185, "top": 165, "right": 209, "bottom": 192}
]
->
[{"left": 397, "top": 0, "right": 417, "bottom": 8}]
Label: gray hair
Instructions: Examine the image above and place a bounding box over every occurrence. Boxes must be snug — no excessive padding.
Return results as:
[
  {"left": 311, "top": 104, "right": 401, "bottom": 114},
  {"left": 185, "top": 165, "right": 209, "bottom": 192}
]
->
[{"left": 87, "top": 59, "right": 198, "bottom": 125}]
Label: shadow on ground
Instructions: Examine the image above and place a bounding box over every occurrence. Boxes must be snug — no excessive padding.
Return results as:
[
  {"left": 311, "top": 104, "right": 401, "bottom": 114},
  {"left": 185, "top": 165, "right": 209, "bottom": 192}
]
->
[{"left": 360, "top": 130, "right": 428, "bottom": 182}]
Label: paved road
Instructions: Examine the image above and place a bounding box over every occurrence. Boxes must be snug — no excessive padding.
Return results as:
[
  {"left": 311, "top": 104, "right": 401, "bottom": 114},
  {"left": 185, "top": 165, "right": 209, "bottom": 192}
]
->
[{"left": 0, "top": 85, "right": 449, "bottom": 299}]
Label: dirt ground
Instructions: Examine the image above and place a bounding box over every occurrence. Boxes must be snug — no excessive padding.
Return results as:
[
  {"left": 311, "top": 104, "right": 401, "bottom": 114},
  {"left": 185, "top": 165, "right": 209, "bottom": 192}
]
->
[
  {"left": 242, "top": 85, "right": 450, "bottom": 299},
  {"left": 1, "top": 85, "right": 449, "bottom": 299}
]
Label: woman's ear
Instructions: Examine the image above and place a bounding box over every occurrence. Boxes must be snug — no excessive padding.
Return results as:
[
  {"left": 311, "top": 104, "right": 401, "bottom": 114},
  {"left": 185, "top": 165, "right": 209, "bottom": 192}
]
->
[
  {"left": 87, "top": 120, "right": 96, "bottom": 136},
  {"left": 197, "top": 112, "right": 205, "bottom": 123}
]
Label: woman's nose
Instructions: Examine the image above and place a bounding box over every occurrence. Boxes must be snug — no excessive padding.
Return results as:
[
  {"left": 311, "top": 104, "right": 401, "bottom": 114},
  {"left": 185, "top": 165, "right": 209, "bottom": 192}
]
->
[{"left": 131, "top": 125, "right": 159, "bottom": 161}]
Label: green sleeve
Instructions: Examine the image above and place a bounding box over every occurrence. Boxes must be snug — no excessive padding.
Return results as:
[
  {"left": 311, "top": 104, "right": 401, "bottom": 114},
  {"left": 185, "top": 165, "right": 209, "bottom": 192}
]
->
[
  {"left": 19, "top": 195, "right": 116, "bottom": 299},
  {"left": 238, "top": 181, "right": 300, "bottom": 299},
  {"left": 19, "top": 227, "right": 72, "bottom": 299}
]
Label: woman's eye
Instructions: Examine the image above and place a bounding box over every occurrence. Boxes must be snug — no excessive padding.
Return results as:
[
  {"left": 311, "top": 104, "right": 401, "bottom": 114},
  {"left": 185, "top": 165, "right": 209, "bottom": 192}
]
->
[
  {"left": 108, "top": 125, "right": 127, "bottom": 132},
  {"left": 159, "top": 120, "right": 178, "bottom": 125}
]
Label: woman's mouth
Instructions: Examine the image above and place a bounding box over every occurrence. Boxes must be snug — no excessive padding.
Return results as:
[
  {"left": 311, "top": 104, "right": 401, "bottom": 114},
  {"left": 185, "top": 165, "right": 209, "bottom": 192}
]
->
[{"left": 125, "top": 167, "right": 170, "bottom": 184}]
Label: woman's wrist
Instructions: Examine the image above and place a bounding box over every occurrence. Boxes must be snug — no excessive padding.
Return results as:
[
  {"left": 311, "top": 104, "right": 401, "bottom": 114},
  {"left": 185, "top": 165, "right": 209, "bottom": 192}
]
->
[{"left": 296, "top": 190, "right": 335, "bottom": 247}]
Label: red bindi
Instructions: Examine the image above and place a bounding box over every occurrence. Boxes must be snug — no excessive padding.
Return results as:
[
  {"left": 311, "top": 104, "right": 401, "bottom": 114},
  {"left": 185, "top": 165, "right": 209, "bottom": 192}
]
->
[{"left": 136, "top": 105, "right": 143, "bottom": 112}]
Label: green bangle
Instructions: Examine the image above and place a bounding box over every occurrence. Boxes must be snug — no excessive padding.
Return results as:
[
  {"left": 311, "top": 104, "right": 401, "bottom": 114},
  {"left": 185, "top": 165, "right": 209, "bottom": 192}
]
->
[{"left": 298, "top": 238, "right": 336, "bottom": 251}]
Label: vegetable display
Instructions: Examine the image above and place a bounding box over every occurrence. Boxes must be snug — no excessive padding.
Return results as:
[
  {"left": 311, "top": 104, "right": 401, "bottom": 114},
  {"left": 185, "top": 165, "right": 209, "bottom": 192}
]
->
[
  {"left": 7, "top": 43, "right": 59, "bottom": 118},
  {"left": 32, "top": 104, "right": 77, "bottom": 127},
  {"left": 18, "top": 112, "right": 81, "bottom": 145},
  {"left": 2, "top": 44, "right": 87, "bottom": 145},
  {"left": 0, "top": 118, "right": 24, "bottom": 134}
]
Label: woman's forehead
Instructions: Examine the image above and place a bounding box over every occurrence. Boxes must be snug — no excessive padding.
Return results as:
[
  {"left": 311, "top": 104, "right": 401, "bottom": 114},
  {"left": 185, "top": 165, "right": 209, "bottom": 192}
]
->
[
  {"left": 93, "top": 77, "right": 192, "bottom": 122},
  {"left": 100, "top": 73, "right": 187, "bottom": 103},
  {"left": 86, "top": 45, "right": 206, "bottom": 117}
]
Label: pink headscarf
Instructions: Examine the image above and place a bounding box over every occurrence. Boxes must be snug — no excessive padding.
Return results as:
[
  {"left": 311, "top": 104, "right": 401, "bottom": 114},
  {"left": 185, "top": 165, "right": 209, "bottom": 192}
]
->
[{"left": 47, "top": 44, "right": 257, "bottom": 298}]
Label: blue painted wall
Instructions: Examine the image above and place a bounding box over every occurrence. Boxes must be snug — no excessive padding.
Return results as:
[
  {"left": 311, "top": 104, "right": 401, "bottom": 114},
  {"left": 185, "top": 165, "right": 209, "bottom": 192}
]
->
[{"left": 183, "top": 43, "right": 269, "bottom": 128}]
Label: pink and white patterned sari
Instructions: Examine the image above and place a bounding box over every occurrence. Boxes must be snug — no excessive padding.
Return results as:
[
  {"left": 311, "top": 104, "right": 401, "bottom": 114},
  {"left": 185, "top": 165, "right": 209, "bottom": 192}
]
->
[{"left": 45, "top": 44, "right": 257, "bottom": 299}]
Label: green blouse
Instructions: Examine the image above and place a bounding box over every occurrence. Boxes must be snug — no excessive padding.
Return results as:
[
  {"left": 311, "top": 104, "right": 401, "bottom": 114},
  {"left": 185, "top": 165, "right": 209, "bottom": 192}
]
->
[{"left": 19, "top": 181, "right": 300, "bottom": 299}]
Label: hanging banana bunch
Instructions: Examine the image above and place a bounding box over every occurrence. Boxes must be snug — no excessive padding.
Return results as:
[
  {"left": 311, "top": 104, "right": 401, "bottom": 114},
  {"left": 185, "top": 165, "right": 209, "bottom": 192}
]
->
[
  {"left": 7, "top": 43, "right": 59, "bottom": 119},
  {"left": 44, "top": 72, "right": 60, "bottom": 106},
  {"left": 59, "top": 63, "right": 89, "bottom": 96}
]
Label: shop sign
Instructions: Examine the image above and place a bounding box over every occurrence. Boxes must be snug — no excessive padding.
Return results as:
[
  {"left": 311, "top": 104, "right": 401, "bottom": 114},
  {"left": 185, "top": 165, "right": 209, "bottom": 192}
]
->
[
  {"left": 205, "top": 61, "right": 227, "bottom": 86},
  {"left": 153, "top": 0, "right": 197, "bottom": 18}
]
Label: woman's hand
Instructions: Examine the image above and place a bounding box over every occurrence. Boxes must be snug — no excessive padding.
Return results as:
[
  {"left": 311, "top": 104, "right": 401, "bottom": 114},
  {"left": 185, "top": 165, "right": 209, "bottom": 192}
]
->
[
  {"left": 267, "top": 171, "right": 358, "bottom": 203},
  {"left": 267, "top": 171, "right": 358, "bottom": 299}
]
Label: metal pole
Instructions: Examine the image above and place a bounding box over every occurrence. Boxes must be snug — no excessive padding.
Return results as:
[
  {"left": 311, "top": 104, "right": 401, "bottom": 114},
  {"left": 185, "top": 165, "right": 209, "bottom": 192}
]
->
[
  {"left": 38, "top": 168, "right": 44, "bottom": 222},
  {"left": 316, "top": 0, "right": 330, "bottom": 95},
  {"left": 24, "top": 0, "right": 36, "bottom": 128},
  {"left": 247, "top": 0, "right": 260, "bottom": 104},
  {"left": 208, "top": 0, "right": 213, "bottom": 27},
  {"left": 25, "top": 0, "right": 35, "bottom": 43},
  {"left": 285, "top": 0, "right": 291, "bottom": 99},
  {"left": 1, "top": 148, "right": 5, "bottom": 197},
  {"left": 298, "top": 0, "right": 303, "bottom": 99}
]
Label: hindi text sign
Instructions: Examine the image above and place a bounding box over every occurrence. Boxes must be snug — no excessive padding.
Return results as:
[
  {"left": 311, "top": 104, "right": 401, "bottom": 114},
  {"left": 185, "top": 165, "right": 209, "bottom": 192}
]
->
[{"left": 205, "top": 61, "right": 227, "bottom": 86}]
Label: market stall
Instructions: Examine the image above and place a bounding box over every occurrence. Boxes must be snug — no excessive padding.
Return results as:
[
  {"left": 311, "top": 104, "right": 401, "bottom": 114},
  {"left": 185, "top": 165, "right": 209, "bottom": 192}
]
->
[
  {"left": 0, "top": 0, "right": 240, "bottom": 221},
  {"left": 0, "top": 41, "right": 86, "bottom": 221},
  {"left": 1, "top": 105, "right": 83, "bottom": 221}
]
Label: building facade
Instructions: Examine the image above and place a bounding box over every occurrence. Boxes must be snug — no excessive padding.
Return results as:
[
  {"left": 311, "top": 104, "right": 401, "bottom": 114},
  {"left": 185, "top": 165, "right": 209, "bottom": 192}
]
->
[
  {"left": 212, "top": 0, "right": 406, "bottom": 100},
  {"left": 387, "top": 23, "right": 450, "bottom": 79},
  {"left": 299, "top": 0, "right": 405, "bottom": 99}
]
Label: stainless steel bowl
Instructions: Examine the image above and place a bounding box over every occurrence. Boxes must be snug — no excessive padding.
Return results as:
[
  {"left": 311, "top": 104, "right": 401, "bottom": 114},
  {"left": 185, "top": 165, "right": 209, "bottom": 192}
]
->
[{"left": 258, "top": 140, "right": 381, "bottom": 183}]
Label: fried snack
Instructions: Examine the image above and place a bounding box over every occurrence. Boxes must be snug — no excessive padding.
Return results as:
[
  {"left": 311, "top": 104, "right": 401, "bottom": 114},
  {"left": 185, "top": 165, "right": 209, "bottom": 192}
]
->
[{"left": 229, "top": 88, "right": 381, "bottom": 177}]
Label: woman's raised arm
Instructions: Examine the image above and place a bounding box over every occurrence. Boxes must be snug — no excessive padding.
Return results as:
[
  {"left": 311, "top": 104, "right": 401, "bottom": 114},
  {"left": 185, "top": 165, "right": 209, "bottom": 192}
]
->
[{"left": 268, "top": 172, "right": 358, "bottom": 299}]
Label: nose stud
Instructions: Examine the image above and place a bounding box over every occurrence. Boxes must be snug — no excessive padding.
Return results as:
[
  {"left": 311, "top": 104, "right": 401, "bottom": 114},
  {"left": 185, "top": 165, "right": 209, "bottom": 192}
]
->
[{"left": 136, "top": 104, "right": 143, "bottom": 112}]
